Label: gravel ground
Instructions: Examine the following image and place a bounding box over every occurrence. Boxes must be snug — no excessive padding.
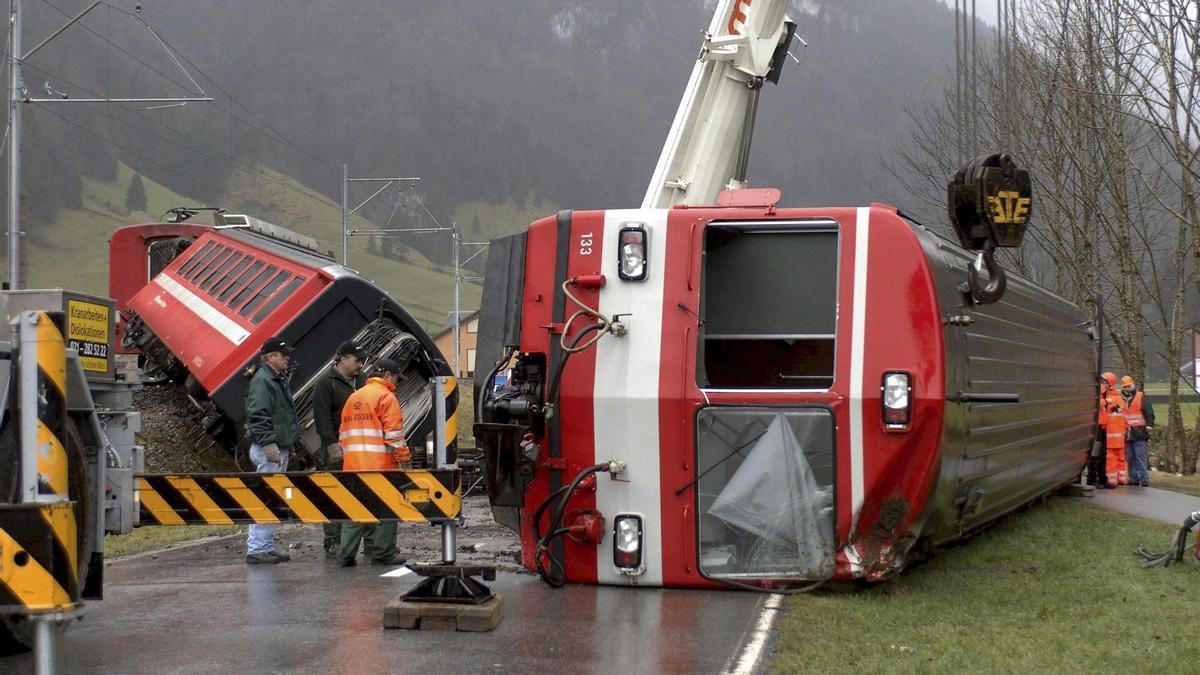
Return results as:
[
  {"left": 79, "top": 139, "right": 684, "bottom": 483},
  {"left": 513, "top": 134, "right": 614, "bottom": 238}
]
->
[{"left": 134, "top": 386, "right": 236, "bottom": 473}]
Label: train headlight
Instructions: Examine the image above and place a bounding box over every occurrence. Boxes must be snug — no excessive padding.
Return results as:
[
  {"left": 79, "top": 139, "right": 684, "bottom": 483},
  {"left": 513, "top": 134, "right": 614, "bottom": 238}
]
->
[
  {"left": 881, "top": 371, "right": 911, "bottom": 428},
  {"left": 617, "top": 225, "right": 648, "bottom": 281},
  {"left": 613, "top": 514, "right": 644, "bottom": 574}
]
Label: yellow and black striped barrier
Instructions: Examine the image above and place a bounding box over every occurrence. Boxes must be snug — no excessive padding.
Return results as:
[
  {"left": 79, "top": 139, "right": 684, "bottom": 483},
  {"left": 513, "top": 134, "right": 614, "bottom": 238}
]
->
[
  {"left": 26, "top": 311, "right": 69, "bottom": 501},
  {"left": 0, "top": 502, "right": 80, "bottom": 614},
  {"left": 443, "top": 375, "right": 458, "bottom": 460},
  {"left": 135, "top": 469, "right": 461, "bottom": 526}
]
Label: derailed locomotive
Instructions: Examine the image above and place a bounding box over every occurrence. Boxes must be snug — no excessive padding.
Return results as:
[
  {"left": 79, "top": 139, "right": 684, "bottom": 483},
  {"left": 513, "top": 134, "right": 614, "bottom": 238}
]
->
[
  {"left": 109, "top": 213, "right": 455, "bottom": 466},
  {"left": 474, "top": 166, "right": 1095, "bottom": 589}
]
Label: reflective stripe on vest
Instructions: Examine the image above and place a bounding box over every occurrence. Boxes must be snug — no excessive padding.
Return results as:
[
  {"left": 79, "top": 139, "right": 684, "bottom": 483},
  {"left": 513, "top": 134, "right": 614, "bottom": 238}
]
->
[{"left": 1125, "top": 391, "right": 1146, "bottom": 427}]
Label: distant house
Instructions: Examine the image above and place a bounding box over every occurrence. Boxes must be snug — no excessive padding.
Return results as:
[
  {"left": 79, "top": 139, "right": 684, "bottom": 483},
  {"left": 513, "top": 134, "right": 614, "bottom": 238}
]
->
[{"left": 433, "top": 310, "right": 480, "bottom": 378}]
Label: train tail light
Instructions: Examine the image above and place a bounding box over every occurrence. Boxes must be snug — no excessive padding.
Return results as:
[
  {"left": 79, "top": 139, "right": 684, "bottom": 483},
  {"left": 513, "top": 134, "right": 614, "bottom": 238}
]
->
[
  {"left": 613, "top": 514, "right": 644, "bottom": 573},
  {"left": 882, "top": 371, "right": 911, "bottom": 428}
]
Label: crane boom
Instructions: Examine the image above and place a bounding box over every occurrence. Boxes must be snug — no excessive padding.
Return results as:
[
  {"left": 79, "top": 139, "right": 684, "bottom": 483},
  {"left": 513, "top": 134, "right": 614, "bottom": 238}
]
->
[{"left": 641, "top": 0, "right": 796, "bottom": 209}]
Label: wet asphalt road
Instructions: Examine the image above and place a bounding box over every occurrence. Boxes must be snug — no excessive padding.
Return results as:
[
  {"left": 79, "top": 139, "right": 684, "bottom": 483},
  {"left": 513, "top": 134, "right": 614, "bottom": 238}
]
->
[
  {"left": 1068, "top": 483, "right": 1200, "bottom": 525},
  {"left": 5, "top": 530, "right": 768, "bottom": 674}
]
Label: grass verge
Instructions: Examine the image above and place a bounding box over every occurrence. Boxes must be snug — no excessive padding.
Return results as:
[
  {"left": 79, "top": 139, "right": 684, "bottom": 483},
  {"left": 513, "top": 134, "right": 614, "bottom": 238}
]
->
[
  {"left": 773, "top": 498, "right": 1200, "bottom": 672},
  {"left": 1145, "top": 471, "right": 1200, "bottom": 498},
  {"left": 103, "top": 525, "right": 244, "bottom": 558}
]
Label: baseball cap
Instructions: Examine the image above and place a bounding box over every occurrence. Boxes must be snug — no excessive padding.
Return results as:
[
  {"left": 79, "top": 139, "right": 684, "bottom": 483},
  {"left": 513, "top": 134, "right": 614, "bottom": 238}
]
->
[
  {"left": 260, "top": 336, "right": 295, "bottom": 355},
  {"left": 372, "top": 358, "right": 401, "bottom": 375},
  {"left": 336, "top": 341, "right": 365, "bottom": 359}
]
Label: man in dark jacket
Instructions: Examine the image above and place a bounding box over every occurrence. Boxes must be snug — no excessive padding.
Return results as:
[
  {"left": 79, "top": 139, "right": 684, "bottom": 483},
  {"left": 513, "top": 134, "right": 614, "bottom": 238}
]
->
[
  {"left": 243, "top": 336, "right": 301, "bottom": 564},
  {"left": 1121, "top": 375, "right": 1155, "bottom": 487},
  {"left": 311, "top": 341, "right": 365, "bottom": 557}
]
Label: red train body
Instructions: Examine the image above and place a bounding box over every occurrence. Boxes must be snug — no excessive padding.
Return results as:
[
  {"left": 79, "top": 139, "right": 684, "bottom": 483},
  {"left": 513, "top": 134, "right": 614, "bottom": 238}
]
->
[
  {"left": 475, "top": 197, "right": 1094, "bottom": 589},
  {"left": 109, "top": 217, "right": 455, "bottom": 463}
]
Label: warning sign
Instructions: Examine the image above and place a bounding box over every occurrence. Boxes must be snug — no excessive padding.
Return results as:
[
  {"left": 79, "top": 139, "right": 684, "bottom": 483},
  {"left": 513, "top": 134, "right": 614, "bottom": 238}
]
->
[{"left": 67, "top": 300, "right": 110, "bottom": 373}]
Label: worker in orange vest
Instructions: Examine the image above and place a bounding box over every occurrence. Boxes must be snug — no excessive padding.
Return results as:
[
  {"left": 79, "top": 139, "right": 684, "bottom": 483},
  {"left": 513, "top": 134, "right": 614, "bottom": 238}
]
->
[
  {"left": 1121, "top": 375, "right": 1155, "bottom": 487},
  {"left": 1100, "top": 371, "right": 1128, "bottom": 486},
  {"left": 337, "top": 357, "right": 410, "bottom": 567},
  {"left": 1087, "top": 377, "right": 1112, "bottom": 488}
]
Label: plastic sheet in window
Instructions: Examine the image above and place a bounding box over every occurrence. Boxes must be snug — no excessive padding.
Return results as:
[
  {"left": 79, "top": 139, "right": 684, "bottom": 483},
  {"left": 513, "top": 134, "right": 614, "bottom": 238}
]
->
[{"left": 706, "top": 412, "right": 835, "bottom": 578}]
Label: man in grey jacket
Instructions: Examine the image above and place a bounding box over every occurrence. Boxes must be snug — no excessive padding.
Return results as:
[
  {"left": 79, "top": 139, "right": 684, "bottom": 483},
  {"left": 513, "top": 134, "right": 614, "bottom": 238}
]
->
[
  {"left": 243, "top": 336, "right": 300, "bottom": 564},
  {"left": 310, "top": 341, "right": 365, "bottom": 557}
]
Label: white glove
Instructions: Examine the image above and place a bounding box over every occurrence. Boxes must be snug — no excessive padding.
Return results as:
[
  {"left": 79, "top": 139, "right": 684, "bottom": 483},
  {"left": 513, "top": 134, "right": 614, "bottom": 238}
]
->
[
  {"left": 262, "top": 442, "right": 281, "bottom": 464},
  {"left": 326, "top": 443, "right": 343, "bottom": 462}
]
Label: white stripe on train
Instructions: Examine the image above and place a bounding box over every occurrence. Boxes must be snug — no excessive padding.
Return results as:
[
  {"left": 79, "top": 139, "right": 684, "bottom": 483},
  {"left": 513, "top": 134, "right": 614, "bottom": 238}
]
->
[
  {"left": 593, "top": 208, "right": 668, "bottom": 586},
  {"left": 155, "top": 274, "right": 251, "bottom": 345}
]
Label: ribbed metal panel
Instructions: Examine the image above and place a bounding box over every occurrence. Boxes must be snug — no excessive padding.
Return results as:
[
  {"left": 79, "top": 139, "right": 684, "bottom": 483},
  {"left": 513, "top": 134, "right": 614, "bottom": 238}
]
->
[{"left": 916, "top": 228, "right": 1094, "bottom": 543}]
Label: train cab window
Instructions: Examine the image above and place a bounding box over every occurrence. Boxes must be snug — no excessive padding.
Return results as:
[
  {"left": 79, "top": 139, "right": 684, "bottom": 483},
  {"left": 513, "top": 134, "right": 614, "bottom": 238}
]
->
[
  {"left": 239, "top": 270, "right": 292, "bottom": 318},
  {"left": 698, "top": 223, "right": 838, "bottom": 389},
  {"left": 696, "top": 406, "right": 836, "bottom": 581},
  {"left": 148, "top": 237, "right": 193, "bottom": 280}
]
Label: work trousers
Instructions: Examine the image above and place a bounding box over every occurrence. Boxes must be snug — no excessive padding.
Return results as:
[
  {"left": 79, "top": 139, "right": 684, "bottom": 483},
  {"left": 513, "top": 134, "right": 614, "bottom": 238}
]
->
[
  {"left": 339, "top": 521, "right": 397, "bottom": 563},
  {"left": 319, "top": 456, "right": 343, "bottom": 552},
  {"left": 1126, "top": 439, "right": 1149, "bottom": 485},
  {"left": 1086, "top": 445, "right": 1108, "bottom": 487},
  {"left": 1106, "top": 445, "right": 1128, "bottom": 485},
  {"left": 246, "top": 443, "right": 291, "bottom": 555}
]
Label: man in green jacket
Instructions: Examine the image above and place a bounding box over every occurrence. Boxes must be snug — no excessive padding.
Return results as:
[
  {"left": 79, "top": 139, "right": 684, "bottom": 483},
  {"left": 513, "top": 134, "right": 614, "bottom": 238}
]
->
[
  {"left": 243, "top": 335, "right": 301, "bottom": 564},
  {"left": 310, "top": 340, "right": 365, "bottom": 557}
]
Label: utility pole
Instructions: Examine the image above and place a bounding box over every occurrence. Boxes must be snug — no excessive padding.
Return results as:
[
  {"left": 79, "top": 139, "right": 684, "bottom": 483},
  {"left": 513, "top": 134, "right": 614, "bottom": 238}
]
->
[
  {"left": 340, "top": 167, "right": 419, "bottom": 267},
  {"left": 5, "top": 0, "right": 211, "bottom": 289},
  {"left": 453, "top": 229, "right": 488, "bottom": 379}
]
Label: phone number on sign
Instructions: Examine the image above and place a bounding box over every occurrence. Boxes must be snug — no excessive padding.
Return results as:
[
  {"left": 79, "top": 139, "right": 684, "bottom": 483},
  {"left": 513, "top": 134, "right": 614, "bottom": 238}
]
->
[{"left": 68, "top": 340, "right": 108, "bottom": 359}]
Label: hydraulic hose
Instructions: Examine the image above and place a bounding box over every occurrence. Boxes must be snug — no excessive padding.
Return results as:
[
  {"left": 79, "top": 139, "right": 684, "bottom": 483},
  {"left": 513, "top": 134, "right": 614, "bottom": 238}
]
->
[
  {"left": 534, "top": 462, "right": 611, "bottom": 587},
  {"left": 1134, "top": 511, "right": 1199, "bottom": 568}
]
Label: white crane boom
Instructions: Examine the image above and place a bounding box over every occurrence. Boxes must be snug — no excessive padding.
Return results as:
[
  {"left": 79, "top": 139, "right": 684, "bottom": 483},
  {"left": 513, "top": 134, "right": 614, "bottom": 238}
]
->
[{"left": 641, "top": 0, "right": 796, "bottom": 209}]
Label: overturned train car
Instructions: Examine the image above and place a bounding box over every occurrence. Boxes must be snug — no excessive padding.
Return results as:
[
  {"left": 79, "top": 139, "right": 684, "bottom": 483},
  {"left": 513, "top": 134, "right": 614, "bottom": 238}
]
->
[
  {"left": 109, "top": 214, "right": 455, "bottom": 466},
  {"left": 475, "top": 177, "right": 1094, "bottom": 589}
]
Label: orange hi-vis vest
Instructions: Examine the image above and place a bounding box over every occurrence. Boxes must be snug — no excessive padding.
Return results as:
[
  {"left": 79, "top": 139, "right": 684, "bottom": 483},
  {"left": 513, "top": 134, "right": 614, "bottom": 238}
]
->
[
  {"left": 1125, "top": 391, "right": 1147, "bottom": 427},
  {"left": 339, "top": 377, "right": 407, "bottom": 471},
  {"left": 1103, "top": 389, "right": 1126, "bottom": 448}
]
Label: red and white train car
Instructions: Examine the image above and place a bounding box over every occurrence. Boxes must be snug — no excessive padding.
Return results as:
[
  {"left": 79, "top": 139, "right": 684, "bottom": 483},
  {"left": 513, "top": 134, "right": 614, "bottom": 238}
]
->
[
  {"left": 109, "top": 214, "right": 454, "bottom": 462},
  {"left": 474, "top": 182, "right": 1095, "bottom": 589}
]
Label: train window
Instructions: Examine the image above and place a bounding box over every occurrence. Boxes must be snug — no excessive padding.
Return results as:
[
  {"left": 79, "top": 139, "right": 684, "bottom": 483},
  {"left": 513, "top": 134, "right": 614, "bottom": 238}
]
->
[
  {"left": 695, "top": 406, "right": 836, "bottom": 581},
  {"left": 697, "top": 223, "right": 838, "bottom": 389},
  {"left": 186, "top": 244, "right": 229, "bottom": 282},
  {"left": 219, "top": 260, "right": 264, "bottom": 302},
  {"left": 229, "top": 264, "right": 277, "bottom": 310},
  {"left": 177, "top": 241, "right": 218, "bottom": 278},
  {"left": 199, "top": 251, "right": 243, "bottom": 291},
  {"left": 239, "top": 270, "right": 293, "bottom": 317},
  {"left": 148, "top": 237, "right": 192, "bottom": 279},
  {"left": 210, "top": 256, "right": 251, "bottom": 297},
  {"left": 250, "top": 276, "right": 305, "bottom": 323}
]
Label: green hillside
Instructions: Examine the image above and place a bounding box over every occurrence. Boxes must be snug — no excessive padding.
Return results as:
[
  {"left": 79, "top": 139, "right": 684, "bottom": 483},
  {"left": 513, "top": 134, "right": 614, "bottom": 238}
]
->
[{"left": 25, "top": 162, "right": 479, "bottom": 332}]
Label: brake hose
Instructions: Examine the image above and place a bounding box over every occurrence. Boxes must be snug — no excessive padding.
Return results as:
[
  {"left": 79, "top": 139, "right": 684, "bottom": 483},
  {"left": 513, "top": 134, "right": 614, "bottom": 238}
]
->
[{"left": 534, "top": 462, "right": 611, "bottom": 587}]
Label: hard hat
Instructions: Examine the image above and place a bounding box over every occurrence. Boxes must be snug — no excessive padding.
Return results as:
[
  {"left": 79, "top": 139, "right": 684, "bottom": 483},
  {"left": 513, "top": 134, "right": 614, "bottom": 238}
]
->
[
  {"left": 1101, "top": 372, "right": 1117, "bottom": 387},
  {"left": 1120, "top": 375, "right": 1135, "bottom": 387}
]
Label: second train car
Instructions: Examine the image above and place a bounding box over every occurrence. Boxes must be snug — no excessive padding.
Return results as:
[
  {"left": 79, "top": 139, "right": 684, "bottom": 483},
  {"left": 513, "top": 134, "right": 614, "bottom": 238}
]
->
[{"left": 109, "top": 213, "right": 456, "bottom": 466}]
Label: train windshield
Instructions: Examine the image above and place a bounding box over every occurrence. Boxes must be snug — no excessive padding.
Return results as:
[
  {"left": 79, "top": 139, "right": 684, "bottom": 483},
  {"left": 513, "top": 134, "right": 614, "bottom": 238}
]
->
[
  {"left": 697, "top": 222, "right": 838, "bottom": 389},
  {"left": 696, "top": 406, "right": 836, "bottom": 580}
]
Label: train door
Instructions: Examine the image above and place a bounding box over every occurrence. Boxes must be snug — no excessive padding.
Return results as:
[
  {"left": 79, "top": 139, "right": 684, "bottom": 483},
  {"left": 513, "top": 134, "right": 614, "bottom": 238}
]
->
[{"left": 692, "top": 220, "right": 839, "bottom": 582}]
